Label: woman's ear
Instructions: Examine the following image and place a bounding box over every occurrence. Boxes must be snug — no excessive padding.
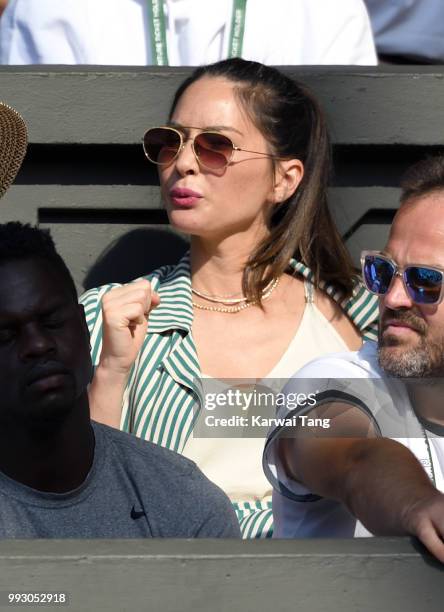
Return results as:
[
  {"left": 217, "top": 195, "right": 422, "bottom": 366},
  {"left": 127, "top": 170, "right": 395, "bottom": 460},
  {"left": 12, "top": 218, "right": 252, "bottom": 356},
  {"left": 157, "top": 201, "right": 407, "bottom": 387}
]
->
[{"left": 271, "top": 159, "right": 304, "bottom": 204}]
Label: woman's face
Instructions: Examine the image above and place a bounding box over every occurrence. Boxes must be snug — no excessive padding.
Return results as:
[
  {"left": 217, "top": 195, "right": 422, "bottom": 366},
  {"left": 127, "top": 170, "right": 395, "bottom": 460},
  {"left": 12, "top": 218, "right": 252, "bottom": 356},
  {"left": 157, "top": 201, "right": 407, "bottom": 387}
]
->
[{"left": 159, "top": 76, "right": 279, "bottom": 242}]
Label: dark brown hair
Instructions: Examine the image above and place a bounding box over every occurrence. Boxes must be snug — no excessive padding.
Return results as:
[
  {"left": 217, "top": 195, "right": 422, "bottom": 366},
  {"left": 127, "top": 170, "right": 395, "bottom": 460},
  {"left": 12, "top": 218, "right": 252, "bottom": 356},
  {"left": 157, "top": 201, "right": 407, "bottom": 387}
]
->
[
  {"left": 169, "top": 58, "right": 355, "bottom": 302},
  {"left": 400, "top": 155, "right": 444, "bottom": 205}
]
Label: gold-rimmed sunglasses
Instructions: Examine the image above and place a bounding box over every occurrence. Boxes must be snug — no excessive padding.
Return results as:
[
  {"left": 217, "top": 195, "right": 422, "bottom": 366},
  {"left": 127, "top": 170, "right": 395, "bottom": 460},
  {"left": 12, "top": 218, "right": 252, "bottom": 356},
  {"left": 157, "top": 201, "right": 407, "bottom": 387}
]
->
[{"left": 142, "top": 126, "right": 282, "bottom": 170}]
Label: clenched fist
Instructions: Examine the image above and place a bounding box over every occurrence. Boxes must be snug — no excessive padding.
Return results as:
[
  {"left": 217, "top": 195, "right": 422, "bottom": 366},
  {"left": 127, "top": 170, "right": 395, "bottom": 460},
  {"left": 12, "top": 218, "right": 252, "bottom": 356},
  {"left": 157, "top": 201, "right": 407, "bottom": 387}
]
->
[{"left": 99, "top": 279, "right": 160, "bottom": 376}]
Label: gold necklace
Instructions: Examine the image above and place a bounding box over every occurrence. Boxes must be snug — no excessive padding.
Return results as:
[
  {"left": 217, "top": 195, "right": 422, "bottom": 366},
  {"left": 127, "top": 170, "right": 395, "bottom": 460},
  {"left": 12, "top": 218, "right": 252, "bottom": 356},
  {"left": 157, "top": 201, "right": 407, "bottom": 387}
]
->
[
  {"left": 191, "top": 277, "right": 277, "bottom": 305},
  {"left": 192, "top": 277, "right": 280, "bottom": 313},
  {"left": 191, "top": 288, "right": 246, "bottom": 303}
]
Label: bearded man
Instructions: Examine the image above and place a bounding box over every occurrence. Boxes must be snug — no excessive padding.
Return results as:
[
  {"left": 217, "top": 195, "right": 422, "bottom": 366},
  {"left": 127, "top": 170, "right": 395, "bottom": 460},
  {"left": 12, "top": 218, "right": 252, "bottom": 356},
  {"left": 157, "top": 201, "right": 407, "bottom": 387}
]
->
[{"left": 264, "top": 156, "right": 444, "bottom": 563}]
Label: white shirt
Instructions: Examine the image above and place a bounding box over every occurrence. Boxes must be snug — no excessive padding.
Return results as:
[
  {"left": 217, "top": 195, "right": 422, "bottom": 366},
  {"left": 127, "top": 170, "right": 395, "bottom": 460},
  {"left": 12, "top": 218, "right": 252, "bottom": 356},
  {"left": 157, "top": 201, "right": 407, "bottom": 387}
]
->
[
  {"left": 263, "top": 341, "right": 444, "bottom": 538},
  {"left": 0, "top": 0, "right": 377, "bottom": 66}
]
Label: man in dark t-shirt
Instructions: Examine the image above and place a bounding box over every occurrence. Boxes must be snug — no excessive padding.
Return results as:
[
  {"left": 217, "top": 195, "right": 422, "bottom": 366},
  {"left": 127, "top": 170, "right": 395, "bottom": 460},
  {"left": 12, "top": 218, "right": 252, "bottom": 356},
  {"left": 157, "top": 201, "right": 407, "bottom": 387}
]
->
[{"left": 0, "top": 222, "right": 239, "bottom": 538}]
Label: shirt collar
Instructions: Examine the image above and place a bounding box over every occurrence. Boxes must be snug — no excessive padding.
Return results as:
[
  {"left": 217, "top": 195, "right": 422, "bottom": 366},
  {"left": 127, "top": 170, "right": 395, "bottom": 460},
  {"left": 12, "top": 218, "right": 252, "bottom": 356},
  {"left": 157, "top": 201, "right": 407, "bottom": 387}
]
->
[
  {"left": 146, "top": 253, "right": 378, "bottom": 336},
  {"left": 146, "top": 251, "right": 193, "bottom": 334}
]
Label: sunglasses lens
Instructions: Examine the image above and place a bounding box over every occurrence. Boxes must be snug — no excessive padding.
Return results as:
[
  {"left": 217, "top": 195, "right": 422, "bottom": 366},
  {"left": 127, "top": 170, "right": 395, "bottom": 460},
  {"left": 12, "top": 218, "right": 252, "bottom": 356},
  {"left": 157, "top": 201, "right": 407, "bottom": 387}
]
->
[
  {"left": 363, "top": 255, "right": 395, "bottom": 295},
  {"left": 143, "top": 128, "right": 181, "bottom": 165},
  {"left": 194, "top": 133, "right": 233, "bottom": 169},
  {"left": 405, "top": 266, "right": 443, "bottom": 304}
]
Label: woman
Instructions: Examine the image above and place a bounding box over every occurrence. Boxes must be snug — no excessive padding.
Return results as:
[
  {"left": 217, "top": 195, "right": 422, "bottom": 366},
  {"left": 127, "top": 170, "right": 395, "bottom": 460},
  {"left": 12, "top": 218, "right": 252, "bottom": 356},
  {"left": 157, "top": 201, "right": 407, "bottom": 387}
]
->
[{"left": 81, "top": 58, "right": 378, "bottom": 538}]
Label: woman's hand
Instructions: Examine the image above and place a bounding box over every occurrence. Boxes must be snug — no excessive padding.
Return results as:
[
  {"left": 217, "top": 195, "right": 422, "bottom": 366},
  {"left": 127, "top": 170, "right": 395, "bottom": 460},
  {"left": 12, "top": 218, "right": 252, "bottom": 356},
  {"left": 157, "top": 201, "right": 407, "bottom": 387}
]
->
[
  {"left": 99, "top": 279, "right": 160, "bottom": 375},
  {"left": 89, "top": 279, "right": 160, "bottom": 428}
]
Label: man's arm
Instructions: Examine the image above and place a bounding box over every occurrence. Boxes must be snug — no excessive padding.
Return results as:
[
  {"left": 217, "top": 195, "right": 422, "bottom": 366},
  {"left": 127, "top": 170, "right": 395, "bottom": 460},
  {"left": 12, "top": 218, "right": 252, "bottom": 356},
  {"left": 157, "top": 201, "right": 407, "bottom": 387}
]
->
[
  {"left": 279, "top": 402, "right": 444, "bottom": 562},
  {"left": 0, "top": 1, "right": 8, "bottom": 17}
]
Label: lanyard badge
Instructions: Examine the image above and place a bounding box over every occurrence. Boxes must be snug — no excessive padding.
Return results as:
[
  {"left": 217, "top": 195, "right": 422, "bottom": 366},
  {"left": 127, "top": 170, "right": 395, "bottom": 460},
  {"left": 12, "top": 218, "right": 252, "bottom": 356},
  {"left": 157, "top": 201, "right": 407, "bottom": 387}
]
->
[
  {"left": 148, "top": 0, "right": 169, "bottom": 65},
  {"left": 148, "top": 0, "right": 248, "bottom": 66}
]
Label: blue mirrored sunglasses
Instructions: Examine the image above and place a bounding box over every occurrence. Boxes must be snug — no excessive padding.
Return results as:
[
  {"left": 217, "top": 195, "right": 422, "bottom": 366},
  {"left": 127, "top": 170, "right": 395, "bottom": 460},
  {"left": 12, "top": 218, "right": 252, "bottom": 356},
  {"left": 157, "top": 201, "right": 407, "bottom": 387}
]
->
[{"left": 361, "top": 250, "right": 444, "bottom": 305}]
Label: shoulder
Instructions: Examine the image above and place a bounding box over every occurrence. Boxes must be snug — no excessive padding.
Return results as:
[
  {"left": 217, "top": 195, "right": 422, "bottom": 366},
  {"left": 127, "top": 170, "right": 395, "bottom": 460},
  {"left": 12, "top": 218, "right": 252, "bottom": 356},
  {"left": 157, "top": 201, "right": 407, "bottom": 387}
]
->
[
  {"left": 277, "top": 342, "right": 387, "bottom": 432},
  {"left": 289, "top": 259, "right": 379, "bottom": 341},
  {"left": 342, "top": 280, "right": 379, "bottom": 342},
  {"left": 293, "top": 341, "right": 380, "bottom": 380},
  {"left": 79, "top": 257, "right": 190, "bottom": 316},
  {"left": 282, "top": 342, "right": 385, "bottom": 422},
  {"left": 297, "top": 341, "right": 380, "bottom": 378},
  {"left": 95, "top": 423, "right": 239, "bottom": 537},
  {"left": 98, "top": 420, "right": 200, "bottom": 478}
]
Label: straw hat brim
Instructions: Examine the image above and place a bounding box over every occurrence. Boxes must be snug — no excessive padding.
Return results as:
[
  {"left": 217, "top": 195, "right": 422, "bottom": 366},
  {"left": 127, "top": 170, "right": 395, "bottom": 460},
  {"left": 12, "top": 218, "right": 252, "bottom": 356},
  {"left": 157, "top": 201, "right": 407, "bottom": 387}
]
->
[{"left": 0, "top": 102, "right": 28, "bottom": 199}]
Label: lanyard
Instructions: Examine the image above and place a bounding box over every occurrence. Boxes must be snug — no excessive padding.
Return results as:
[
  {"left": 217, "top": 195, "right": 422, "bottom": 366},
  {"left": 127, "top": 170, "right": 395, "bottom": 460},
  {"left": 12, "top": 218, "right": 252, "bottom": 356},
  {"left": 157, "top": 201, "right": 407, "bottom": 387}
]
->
[
  {"left": 147, "top": 0, "right": 248, "bottom": 66},
  {"left": 228, "top": 0, "right": 248, "bottom": 58},
  {"left": 148, "top": 0, "right": 169, "bottom": 66}
]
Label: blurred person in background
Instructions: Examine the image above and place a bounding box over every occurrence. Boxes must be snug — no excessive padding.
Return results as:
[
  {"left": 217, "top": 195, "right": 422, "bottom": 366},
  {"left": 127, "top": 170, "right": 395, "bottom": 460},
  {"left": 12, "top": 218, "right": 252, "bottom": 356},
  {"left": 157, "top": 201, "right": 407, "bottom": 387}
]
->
[
  {"left": 364, "top": 0, "right": 444, "bottom": 63},
  {"left": 0, "top": 0, "right": 377, "bottom": 66}
]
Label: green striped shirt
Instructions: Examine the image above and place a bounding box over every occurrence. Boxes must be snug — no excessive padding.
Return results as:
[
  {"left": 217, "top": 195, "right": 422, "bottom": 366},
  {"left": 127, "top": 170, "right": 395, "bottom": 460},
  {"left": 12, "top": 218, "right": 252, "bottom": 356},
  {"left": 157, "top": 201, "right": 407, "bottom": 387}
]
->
[{"left": 80, "top": 253, "right": 378, "bottom": 538}]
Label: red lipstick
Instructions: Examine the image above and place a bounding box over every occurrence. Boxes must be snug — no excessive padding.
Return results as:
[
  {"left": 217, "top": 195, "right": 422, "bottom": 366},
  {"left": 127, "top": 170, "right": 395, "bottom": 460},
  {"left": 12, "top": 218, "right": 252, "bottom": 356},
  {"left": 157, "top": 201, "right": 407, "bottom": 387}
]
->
[{"left": 169, "top": 187, "right": 202, "bottom": 207}]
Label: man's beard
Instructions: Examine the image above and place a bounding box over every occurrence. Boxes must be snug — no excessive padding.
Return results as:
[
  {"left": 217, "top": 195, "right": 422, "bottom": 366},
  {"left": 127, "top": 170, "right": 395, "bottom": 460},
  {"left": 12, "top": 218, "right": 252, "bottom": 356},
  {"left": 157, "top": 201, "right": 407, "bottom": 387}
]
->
[{"left": 378, "top": 309, "right": 444, "bottom": 377}]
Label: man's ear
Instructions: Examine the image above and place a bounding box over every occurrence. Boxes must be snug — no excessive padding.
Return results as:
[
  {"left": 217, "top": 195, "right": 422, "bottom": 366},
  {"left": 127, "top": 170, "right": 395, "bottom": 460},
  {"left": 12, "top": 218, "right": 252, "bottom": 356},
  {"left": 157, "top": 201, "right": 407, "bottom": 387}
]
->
[{"left": 270, "top": 159, "right": 304, "bottom": 204}]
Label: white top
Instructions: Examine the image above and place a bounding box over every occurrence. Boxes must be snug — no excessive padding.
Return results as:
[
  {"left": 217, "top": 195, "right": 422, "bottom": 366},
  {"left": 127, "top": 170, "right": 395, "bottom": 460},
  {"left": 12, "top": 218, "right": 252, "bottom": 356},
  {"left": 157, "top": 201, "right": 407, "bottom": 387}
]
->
[
  {"left": 264, "top": 341, "right": 444, "bottom": 538},
  {"left": 182, "top": 283, "right": 349, "bottom": 504},
  {"left": 0, "top": 0, "right": 377, "bottom": 66}
]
